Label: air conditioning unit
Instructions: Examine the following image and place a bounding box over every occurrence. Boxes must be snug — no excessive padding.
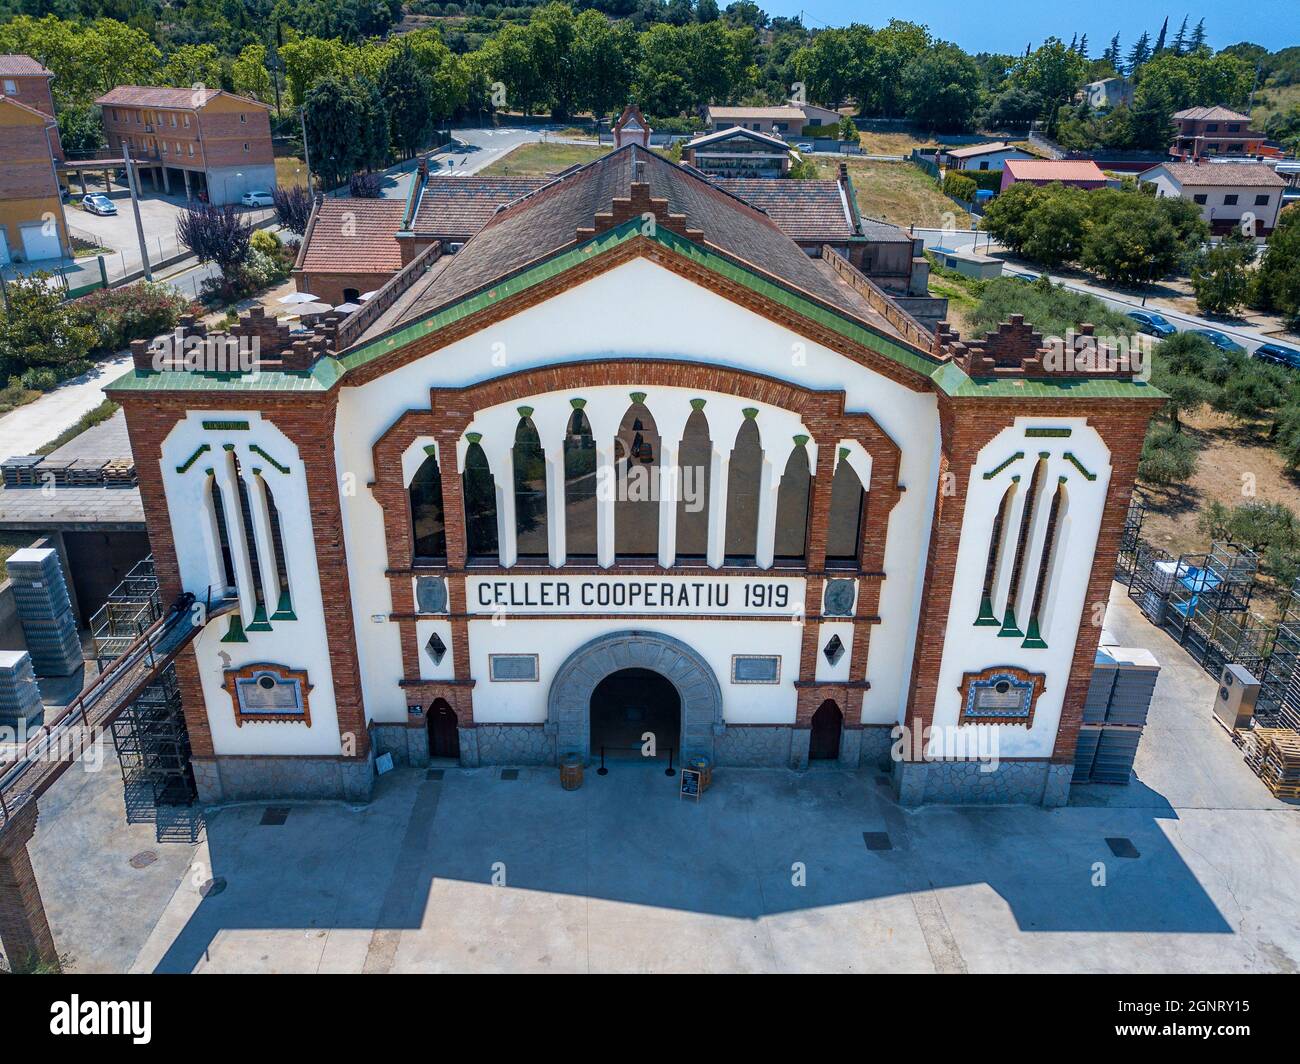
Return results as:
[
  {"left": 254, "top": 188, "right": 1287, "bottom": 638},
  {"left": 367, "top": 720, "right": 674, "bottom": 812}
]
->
[{"left": 1214, "top": 663, "right": 1260, "bottom": 732}]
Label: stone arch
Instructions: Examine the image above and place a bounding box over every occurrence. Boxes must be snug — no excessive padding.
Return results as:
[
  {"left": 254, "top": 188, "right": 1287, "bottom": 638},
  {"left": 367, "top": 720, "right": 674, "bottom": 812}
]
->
[{"left": 547, "top": 630, "right": 723, "bottom": 762}]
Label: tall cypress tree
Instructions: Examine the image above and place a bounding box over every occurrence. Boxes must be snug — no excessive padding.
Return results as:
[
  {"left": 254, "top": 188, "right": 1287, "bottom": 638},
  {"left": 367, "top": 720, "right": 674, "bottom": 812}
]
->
[
  {"left": 1172, "top": 15, "right": 1189, "bottom": 55},
  {"left": 1154, "top": 17, "right": 1169, "bottom": 55}
]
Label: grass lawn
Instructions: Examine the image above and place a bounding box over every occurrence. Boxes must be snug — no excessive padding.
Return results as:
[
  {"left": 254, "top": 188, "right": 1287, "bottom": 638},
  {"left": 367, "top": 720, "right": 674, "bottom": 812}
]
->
[
  {"left": 482, "top": 141, "right": 609, "bottom": 176},
  {"left": 856, "top": 130, "right": 940, "bottom": 156},
  {"left": 814, "top": 157, "right": 970, "bottom": 229},
  {"left": 1252, "top": 82, "right": 1300, "bottom": 126},
  {"left": 0, "top": 381, "right": 42, "bottom": 417},
  {"left": 275, "top": 156, "right": 309, "bottom": 188}
]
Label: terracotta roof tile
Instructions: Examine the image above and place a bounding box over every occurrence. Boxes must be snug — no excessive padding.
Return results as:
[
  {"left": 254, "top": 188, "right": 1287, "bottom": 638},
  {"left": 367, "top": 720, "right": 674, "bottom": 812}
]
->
[
  {"left": 1004, "top": 158, "right": 1107, "bottom": 183},
  {"left": 410, "top": 176, "right": 547, "bottom": 239},
  {"left": 0, "top": 55, "right": 52, "bottom": 77},
  {"left": 299, "top": 198, "right": 406, "bottom": 274},
  {"left": 95, "top": 86, "right": 269, "bottom": 110},
  {"left": 1172, "top": 106, "right": 1252, "bottom": 122},
  {"left": 1147, "top": 161, "right": 1286, "bottom": 187},
  {"left": 715, "top": 178, "right": 855, "bottom": 241}
]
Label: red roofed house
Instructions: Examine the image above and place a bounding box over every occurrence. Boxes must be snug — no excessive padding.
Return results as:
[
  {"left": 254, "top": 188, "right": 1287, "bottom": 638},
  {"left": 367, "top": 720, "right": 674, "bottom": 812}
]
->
[
  {"left": 1140, "top": 160, "right": 1286, "bottom": 236},
  {"left": 1170, "top": 106, "right": 1269, "bottom": 161},
  {"left": 0, "top": 56, "right": 69, "bottom": 263},
  {"left": 96, "top": 86, "right": 274, "bottom": 204},
  {"left": 292, "top": 197, "right": 408, "bottom": 306},
  {"left": 1000, "top": 158, "right": 1108, "bottom": 192}
]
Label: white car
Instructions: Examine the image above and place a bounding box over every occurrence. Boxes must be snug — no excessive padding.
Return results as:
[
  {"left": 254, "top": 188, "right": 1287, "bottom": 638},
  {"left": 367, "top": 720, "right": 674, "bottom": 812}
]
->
[
  {"left": 795, "top": 142, "right": 815, "bottom": 153},
  {"left": 241, "top": 190, "right": 274, "bottom": 207}
]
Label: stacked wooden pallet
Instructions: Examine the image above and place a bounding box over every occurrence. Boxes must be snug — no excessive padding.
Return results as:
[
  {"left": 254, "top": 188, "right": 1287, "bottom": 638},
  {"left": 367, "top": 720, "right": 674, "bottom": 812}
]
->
[
  {"left": 64, "top": 458, "right": 108, "bottom": 486},
  {"left": 1254, "top": 728, "right": 1300, "bottom": 799},
  {"left": 1, "top": 455, "right": 44, "bottom": 487},
  {"left": 102, "top": 458, "right": 137, "bottom": 487}
]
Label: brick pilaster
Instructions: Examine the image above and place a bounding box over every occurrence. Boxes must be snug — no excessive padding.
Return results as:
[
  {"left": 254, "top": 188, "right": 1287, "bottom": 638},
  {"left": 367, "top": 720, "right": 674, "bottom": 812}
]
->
[{"left": 0, "top": 801, "right": 58, "bottom": 974}]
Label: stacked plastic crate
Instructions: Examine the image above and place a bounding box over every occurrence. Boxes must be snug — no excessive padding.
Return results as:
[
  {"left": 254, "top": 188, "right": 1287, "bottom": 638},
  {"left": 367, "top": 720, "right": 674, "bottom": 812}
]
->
[
  {"left": 0, "top": 649, "right": 44, "bottom": 729},
  {"left": 5, "top": 547, "right": 82, "bottom": 677},
  {"left": 1074, "top": 647, "right": 1160, "bottom": 784}
]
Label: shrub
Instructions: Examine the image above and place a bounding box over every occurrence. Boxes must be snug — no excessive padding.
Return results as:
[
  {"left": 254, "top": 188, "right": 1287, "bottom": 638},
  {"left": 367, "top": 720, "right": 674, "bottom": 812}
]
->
[
  {"left": 272, "top": 185, "right": 314, "bottom": 236},
  {"left": 942, "top": 172, "right": 977, "bottom": 202},
  {"left": 68, "top": 282, "right": 192, "bottom": 354},
  {"left": 966, "top": 276, "right": 1132, "bottom": 339},
  {"left": 349, "top": 172, "right": 383, "bottom": 198},
  {"left": 1139, "top": 421, "right": 1199, "bottom": 484}
]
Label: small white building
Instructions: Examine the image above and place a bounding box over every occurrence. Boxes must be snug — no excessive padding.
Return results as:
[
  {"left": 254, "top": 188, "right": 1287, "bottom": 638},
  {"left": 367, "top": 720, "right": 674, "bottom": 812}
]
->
[
  {"left": 943, "top": 142, "right": 1034, "bottom": 171},
  {"left": 1140, "top": 160, "right": 1286, "bottom": 237},
  {"left": 1080, "top": 77, "right": 1134, "bottom": 110}
]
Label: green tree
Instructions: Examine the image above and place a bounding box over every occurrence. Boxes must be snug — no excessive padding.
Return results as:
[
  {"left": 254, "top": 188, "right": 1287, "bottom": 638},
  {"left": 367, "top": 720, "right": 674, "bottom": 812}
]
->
[
  {"left": 1012, "top": 37, "right": 1088, "bottom": 134},
  {"left": 572, "top": 11, "right": 635, "bottom": 123},
  {"left": 1252, "top": 204, "right": 1300, "bottom": 327},
  {"left": 56, "top": 103, "right": 103, "bottom": 153},
  {"left": 302, "top": 74, "right": 368, "bottom": 188},
  {"left": 0, "top": 273, "right": 95, "bottom": 380},
  {"left": 379, "top": 43, "right": 433, "bottom": 159},
  {"left": 162, "top": 43, "right": 223, "bottom": 89},
  {"left": 901, "top": 41, "right": 981, "bottom": 131},
  {"left": 1192, "top": 229, "right": 1257, "bottom": 315},
  {"left": 232, "top": 43, "right": 275, "bottom": 104}
]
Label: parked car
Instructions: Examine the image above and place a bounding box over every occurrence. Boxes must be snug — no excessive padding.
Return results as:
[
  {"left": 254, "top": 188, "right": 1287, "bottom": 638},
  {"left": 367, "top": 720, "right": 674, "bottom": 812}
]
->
[
  {"left": 241, "top": 189, "right": 274, "bottom": 207},
  {"left": 1126, "top": 310, "right": 1177, "bottom": 338},
  {"left": 81, "top": 193, "right": 117, "bottom": 215},
  {"left": 1254, "top": 342, "right": 1300, "bottom": 370},
  {"left": 1188, "top": 328, "right": 1246, "bottom": 355},
  {"left": 794, "top": 142, "right": 814, "bottom": 153}
]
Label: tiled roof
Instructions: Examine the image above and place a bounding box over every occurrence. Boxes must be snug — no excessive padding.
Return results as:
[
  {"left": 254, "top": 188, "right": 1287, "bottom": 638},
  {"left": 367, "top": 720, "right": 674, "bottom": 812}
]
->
[
  {"left": 299, "top": 198, "right": 406, "bottom": 274},
  {"left": 1172, "top": 106, "right": 1252, "bottom": 122},
  {"left": 1148, "top": 161, "right": 1286, "bottom": 187},
  {"left": 0, "top": 55, "right": 52, "bottom": 77},
  {"left": 1004, "top": 158, "right": 1107, "bottom": 183},
  {"left": 389, "top": 145, "right": 871, "bottom": 333},
  {"left": 410, "top": 176, "right": 548, "bottom": 239},
  {"left": 715, "top": 178, "right": 855, "bottom": 242},
  {"left": 95, "top": 86, "right": 269, "bottom": 110}
]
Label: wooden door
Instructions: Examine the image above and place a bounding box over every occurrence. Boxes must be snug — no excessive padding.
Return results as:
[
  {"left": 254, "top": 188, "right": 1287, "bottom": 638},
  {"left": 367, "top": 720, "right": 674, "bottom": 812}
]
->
[{"left": 809, "top": 700, "right": 843, "bottom": 761}]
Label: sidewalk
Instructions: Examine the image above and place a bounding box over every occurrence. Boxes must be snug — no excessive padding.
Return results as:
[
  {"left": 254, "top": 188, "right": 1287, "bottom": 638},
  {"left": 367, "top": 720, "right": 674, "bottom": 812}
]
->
[{"left": 0, "top": 355, "right": 132, "bottom": 460}]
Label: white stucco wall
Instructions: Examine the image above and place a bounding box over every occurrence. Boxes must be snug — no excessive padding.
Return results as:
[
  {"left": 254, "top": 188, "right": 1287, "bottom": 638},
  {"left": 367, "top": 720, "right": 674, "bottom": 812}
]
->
[
  {"left": 332, "top": 257, "right": 942, "bottom": 729},
  {"left": 928, "top": 418, "right": 1112, "bottom": 759}
]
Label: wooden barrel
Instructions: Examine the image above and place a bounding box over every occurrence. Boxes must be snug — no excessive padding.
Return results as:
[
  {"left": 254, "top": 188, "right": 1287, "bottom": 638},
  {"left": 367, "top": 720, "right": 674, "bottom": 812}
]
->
[{"left": 559, "top": 753, "right": 583, "bottom": 791}]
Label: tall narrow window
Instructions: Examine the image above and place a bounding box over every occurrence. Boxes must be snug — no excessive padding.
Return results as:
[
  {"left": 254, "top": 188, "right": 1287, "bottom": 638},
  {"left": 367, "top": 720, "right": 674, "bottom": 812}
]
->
[
  {"left": 513, "top": 418, "right": 548, "bottom": 559},
  {"left": 675, "top": 409, "right": 711, "bottom": 561},
  {"left": 774, "top": 444, "right": 811, "bottom": 564},
  {"left": 725, "top": 419, "right": 763, "bottom": 565},
  {"left": 1024, "top": 481, "right": 1067, "bottom": 648},
  {"left": 977, "top": 483, "right": 1016, "bottom": 626},
  {"left": 233, "top": 458, "right": 265, "bottom": 611},
  {"left": 563, "top": 409, "right": 597, "bottom": 560},
  {"left": 209, "top": 475, "right": 236, "bottom": 593},
  {"left": 409, "top": 452, "right": 447, "bottom": 562},
  {"left": 1002, "top": 458, "right": 1046, "bottom": 637},
  {"left": 826, "top": 458, "right": 866, "bottom": 567},
  {"left": 262, "top": 477, "right": 292, "bottom": 615},
  {"left": 463, "top": 442, "right": 499, "bottom": 561},
  {"left": 614, "top": 402, "right": 659, "bottom": 560}
]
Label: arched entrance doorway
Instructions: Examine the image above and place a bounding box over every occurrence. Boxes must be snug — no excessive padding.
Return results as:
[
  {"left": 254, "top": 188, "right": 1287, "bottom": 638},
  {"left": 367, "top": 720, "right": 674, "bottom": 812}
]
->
[
  {"left": 547, "top": 631, "right": 724, "bottom": 761},
  {"left": 809, "top": 700, "right": 843, "bottom": 761},
  {"left": 590, "top": 667, "right": 681, "bottom": 762},
  {"left": 427, "top": 699, "right": 460, "bottom": 760}
]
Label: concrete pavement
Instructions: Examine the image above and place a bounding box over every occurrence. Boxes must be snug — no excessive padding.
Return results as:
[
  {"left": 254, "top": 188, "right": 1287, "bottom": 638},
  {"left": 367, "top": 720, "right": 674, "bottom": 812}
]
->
[{"left": 0, "top": 355, "right": 132, "bottom": 460}]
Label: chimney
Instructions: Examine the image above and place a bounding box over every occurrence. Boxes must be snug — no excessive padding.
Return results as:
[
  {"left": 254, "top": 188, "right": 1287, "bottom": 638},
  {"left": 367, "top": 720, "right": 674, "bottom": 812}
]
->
[{"left": 130, "top": 338, "right": 153, "bottom": 372}]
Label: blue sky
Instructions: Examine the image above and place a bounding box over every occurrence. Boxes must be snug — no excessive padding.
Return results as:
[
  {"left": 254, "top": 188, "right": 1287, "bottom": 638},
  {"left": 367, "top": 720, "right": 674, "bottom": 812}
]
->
[{"left": 760, "top": 1, "right": 1294, "bottom": 54}]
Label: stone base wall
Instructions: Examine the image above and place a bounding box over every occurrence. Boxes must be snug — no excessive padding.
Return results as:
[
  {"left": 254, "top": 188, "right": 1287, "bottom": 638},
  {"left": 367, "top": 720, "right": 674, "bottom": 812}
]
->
[
  {"left": 371, "top": 723, "right": 429, "bottom": 769},
  {"left": 193, "top": 754, "right": 375, "bottom": 805},
  {"left": 893, "top": 759, "right": 1073, "bottom": 807},
  {"left": 714, "top": 725, "right": 795, "bottom": 767},
  {"left": 473, "top": 724, "right": 556, "bottom": 766},
  {"left": 858, "top": 725, "right": 896, "bottom": 770}
]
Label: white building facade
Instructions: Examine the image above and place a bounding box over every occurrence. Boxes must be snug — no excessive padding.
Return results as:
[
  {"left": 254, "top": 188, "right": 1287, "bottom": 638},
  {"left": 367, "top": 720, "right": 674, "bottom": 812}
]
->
[{"left": 112, "top": 146, "right": 1159, "bottom": 807}]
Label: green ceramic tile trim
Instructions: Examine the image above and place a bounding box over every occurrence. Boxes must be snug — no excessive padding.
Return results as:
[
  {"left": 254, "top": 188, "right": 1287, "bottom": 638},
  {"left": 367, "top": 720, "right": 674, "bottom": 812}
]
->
[
  {"left": 105, "top": 220, "right": 1166, "bottom": 402},
  {"left": 982, "top": 451, "right": 1024, "bottom": 479},
  {"left": 175, "top": 443, "right": 210, "bottom": 474},
  {"left": 246, "top": 603, "right": 273, "bottom": 632},
  {"left": 1025, "top": 427, "right": 1072, "bottom": 437},
  {"left": 974, "top": 595, "right": 1000, "bottom": 626},
  {"left": 249, "top": 444, "right": 290, "bottom": 475},
  {"left": 1063, "top": 452, "right": 1098, "bottom": 481},
  {"left": 998, "top": 605, "right": 1023, "bottom": 639},
  {"left": 1021, "top": 616, "right": 1048, "bottom": 649},
  {"left": 271, "top": 590, "right": 297, "bottom": 622},
  {"left": 202, "top": 420, "right": 250, "bottom": 430},
  {"left": 220, "top": 614, "right": 249, "bottom": 643}
]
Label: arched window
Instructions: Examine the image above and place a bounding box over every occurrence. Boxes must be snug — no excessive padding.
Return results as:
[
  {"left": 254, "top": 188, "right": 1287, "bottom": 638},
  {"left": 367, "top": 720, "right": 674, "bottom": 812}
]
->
[
  {"left": 675, "top": 408, "right": 711, "bottom": 561},
  {"left": 1002, "top": 458, "right": 1047, "bottom": 636},
  {"left": 209, "top": 475, "right": 237, "bottom": 593},
  {"left": 563, "top": 409, "right": 597, "bottom": 560},
  {"left": 725, "top": 419, "right": 763, "bottom": 565},
  {"left": 261, "top": 476, "right": 292, "bottom": 613},
  {"left": 977, "top": 482, "right": 1016, "bottom": 625},
  {"left": 232, "top": 456, "right": 265, "bottom": 611},
  {"left": 826, "top": 457, "right": 866, "bottom": 568},
  {"left": 409, "top": 452, "right": 447, "bottom": 562},
  {"left": 614, "top": 402, "right": 659, "bottom": 559},
  {"left": 513, "top": 417, "right": 548, "bottom": 559},
  {"left": 774, "top": 443, "right": 811, "bottom": 563},
  {"left": 462, "top": 441, "right": 498, "bottom": 561},
  {"left": 1024, "top": 480, "right": 1067, "bottom": 648}
]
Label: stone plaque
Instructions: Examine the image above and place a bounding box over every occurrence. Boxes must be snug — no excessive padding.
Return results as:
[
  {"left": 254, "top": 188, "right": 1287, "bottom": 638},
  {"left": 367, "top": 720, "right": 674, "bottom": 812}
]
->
[
  {"left": 823, "top": 578, "right": 856, "bottom": 617},
  {"left": 416, "top": 576, "right": 448, "bottom": 614}
]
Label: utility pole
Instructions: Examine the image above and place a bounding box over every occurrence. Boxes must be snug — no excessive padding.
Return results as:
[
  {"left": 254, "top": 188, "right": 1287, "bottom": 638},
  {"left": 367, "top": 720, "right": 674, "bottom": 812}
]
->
[
  {"left": 122, "top": 143, "right": 153, "bottom": 282},
  {"left": 299, "top": 106, "right": 313, "bottom": 191}
]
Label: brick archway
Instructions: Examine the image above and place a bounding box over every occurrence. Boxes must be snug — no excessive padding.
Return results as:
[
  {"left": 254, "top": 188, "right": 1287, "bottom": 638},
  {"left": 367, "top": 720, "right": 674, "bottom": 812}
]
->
[{"left": 548, "top": 631, "right": 723, "bottom": 763}]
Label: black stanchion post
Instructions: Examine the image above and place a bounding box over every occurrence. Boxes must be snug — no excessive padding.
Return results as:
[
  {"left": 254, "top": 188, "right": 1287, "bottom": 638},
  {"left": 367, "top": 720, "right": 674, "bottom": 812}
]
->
[
  {"left": 597, "top": 745, "right": 608, "bottom": 775},
  {"left": 665, "top": 746, "right": 676, "bottom": 777}
]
